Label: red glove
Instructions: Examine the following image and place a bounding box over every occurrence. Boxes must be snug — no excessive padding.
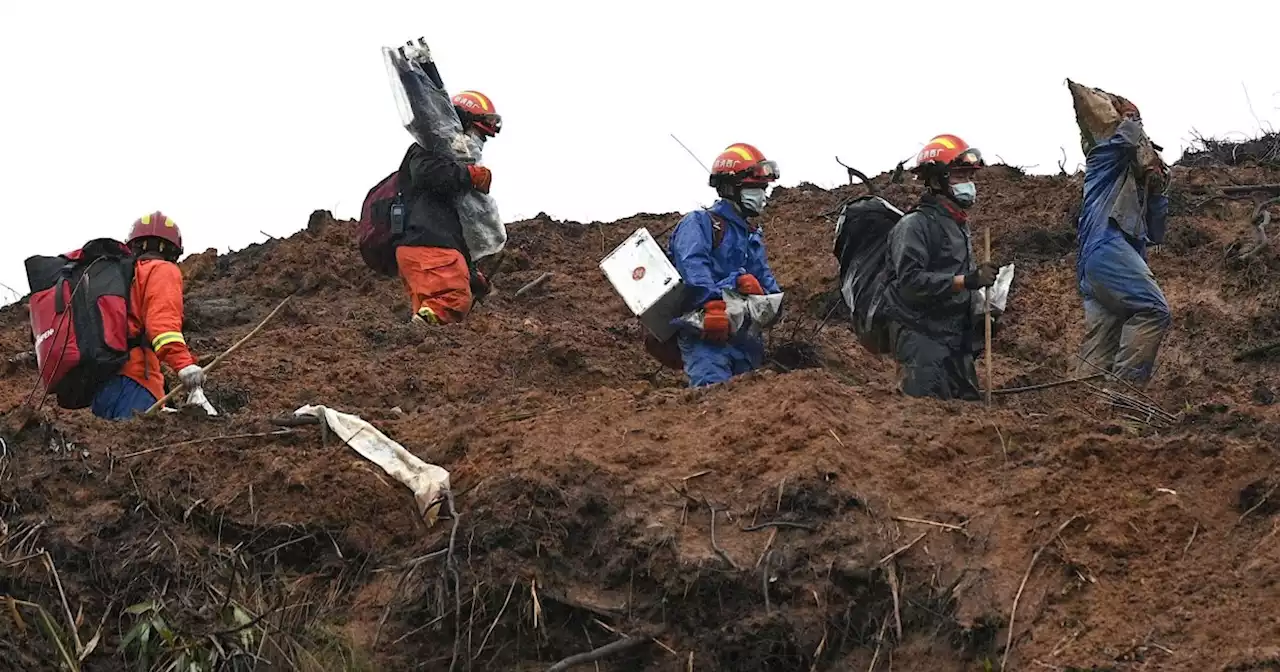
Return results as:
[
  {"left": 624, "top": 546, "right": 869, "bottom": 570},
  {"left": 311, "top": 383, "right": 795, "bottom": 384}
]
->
[
  {"left": 701, "top": 300, "right": 730, "bottom": 343},
  {"left": 736, "top": 274, "right": 764, "bottom": 295},
  {"left": 470, "top": 270, "right": 491, "bottom": 301},
  {"left": 468, "top": 165, "right": 492, "bottom": 194}
]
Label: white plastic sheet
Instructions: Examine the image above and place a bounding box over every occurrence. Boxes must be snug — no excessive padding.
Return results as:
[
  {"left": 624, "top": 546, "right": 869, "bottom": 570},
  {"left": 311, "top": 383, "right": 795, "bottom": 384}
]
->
[
  {"left": 294, "top": 404, "right": 451, "bottom": 527},
  {"left": 383, "top": 38, "right": 506, "bottom": 260},
  {"left": 972, "top": 263, "right": 1015, "bottom": 317}
]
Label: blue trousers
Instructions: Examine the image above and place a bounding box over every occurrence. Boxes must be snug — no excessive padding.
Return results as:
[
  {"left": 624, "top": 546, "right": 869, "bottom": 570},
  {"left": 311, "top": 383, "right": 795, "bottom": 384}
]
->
[
  {"left": 1077, "top": 239, "right": 1172, "bottom": 387},
  {"left": 91, "top": 375, "right": 158, "bottom": 421},
  {"left": 677, "top": 332, "right": 765, "bottom": 387}
]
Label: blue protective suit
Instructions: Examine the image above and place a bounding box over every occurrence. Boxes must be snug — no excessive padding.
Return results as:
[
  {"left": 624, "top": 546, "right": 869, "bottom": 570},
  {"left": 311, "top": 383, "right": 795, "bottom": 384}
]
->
[
  {"left": 91, "top": 375, "right": 159, "bottom": 421},
  {"left": 1076, "top": 119, "right": 1172, "bottom": 386},
  {"left": 668, "top": 199, "right": 781, "bottom": 387}
]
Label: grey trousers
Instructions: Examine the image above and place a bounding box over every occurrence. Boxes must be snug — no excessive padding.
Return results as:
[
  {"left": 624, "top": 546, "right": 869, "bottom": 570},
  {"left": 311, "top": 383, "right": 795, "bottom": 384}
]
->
[{"left": 1076, "top": 290, "right": 1171, "bottom": 388}]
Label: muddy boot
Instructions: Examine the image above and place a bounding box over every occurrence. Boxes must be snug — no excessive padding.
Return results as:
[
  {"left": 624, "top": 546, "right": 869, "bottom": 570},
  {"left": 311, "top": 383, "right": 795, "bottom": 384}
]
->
[{"left": 410, "top": 307, "right": 442, "bottom": 327}]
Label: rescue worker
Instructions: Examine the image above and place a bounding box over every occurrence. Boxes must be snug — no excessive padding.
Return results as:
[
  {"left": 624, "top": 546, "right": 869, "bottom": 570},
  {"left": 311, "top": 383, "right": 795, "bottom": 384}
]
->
[
  {"left": 668, "top": 142, "right": 782, "bottom": 387},
  {"left": 395, "top": 90, "right": 500, "bottom": 325},
  {"left": 91, "top": 211, "right": 206, "bottom": 420},
  {"left": 1075, "top": 100, "right": 1171, "bottom": 388},
  {"left": 883, "top": 134, "right": 999, "bottom": 401}
]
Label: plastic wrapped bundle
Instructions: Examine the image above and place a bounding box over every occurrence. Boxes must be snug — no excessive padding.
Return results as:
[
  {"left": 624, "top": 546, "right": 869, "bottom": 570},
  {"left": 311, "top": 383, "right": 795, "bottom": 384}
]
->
[
  {"left": 383, "top": 38, "right": 506, "bottom": 260},
  {"left": 673, "top": 290, "right": 784, "bottom": 341}
]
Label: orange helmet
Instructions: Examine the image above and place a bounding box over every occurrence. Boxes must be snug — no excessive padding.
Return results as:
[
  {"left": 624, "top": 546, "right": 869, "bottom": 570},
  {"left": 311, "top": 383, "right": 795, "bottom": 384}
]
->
[
  {"left": 708, "top": 143, "right": 780, "bottom": 188},
  {"left": 451, "top": 90, "right": 501, "bottom": 137},
  {"left": 127, "top": 211, "right": 183, "bottom": 253},
  {"left": 912, "top": 134, "right": 985, "bottom": 176}
]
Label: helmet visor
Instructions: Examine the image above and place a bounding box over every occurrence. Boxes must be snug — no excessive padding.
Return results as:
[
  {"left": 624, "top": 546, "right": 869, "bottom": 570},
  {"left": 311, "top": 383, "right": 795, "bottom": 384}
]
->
[
  {"left": 951, "top": 148, "right": 984, "bottom": 168},
  {"left": 744, "top": 159, "right": 780, "bottom": 183}
]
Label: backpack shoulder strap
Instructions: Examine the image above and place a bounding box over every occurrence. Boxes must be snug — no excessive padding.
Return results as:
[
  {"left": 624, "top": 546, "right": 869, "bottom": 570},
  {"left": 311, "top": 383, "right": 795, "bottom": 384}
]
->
[
  {"left": 395, "top": 145, "right": 417, "bottom": 198},
  {"left": 704, "top": 210, "right": 728, "bottom": 249}
]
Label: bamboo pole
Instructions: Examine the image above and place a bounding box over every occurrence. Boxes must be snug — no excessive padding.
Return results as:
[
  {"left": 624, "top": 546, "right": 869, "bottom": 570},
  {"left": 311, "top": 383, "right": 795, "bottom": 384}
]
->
[
  {"left": 143, "top": 294, "right": 294, "bottom": 416},
  {"left": 984, "top": 228, "right": 993, "bottom": 407}
]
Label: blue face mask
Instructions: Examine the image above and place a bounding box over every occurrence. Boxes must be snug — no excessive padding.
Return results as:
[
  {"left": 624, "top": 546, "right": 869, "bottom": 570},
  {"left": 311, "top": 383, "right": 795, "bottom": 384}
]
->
[
  {"left": 950, "top": 181, "right": 977, "bottom": 207},
  {"left": 739, "top": 187, "right": 768, "bottom": 216}
]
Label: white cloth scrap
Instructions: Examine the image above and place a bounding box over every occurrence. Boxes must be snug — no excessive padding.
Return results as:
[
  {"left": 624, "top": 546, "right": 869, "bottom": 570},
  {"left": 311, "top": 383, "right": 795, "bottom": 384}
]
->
[{"left": 294, "top": 404, "right": 451, "bottom": 527}]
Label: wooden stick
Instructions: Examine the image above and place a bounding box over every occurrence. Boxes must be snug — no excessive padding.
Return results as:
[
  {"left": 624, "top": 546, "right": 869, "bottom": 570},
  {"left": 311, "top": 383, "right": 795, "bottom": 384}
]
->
[
  {"left": 1002, "top": 514, "right": 1081, "bottom": 672},
  {"left": 143, "top": 294, "right": 294, "bottom": 415},
  {"left": 893, "top": 516, "right": 967, "bottom": 532},
  {"left": 989, "top": 374, "right": 1104, "bottom": 396},
  {"left": 879, "top": 532, "right": 927, "bottom": 565},
  {"left": 546, "top": 635, "right": 651, "bottom": 671},
  {"left": 514, "top": 272, "right": 552, "bottom": 299},
  {"left": 984, "top": 227, "right": 993, "bottom": 407}
]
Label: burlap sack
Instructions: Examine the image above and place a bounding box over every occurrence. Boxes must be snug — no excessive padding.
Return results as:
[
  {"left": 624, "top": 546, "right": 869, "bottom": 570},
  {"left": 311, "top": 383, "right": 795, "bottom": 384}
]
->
[{"left": 1067, "top": 79, "right": 1165, "bottom": 183}]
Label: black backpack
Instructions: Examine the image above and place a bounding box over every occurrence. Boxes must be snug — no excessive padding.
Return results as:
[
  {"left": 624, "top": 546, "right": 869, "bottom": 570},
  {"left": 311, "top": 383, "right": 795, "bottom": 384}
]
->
[{"left": 832, "top": 195, "right": 905, "bottom": 355}]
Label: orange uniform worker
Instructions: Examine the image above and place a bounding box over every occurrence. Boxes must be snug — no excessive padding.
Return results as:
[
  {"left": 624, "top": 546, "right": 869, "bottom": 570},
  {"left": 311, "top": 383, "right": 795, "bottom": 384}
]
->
[
  {"left": 395, "top": 90, "right": 500, "bottom": 325},
  {"left": 90, "top": 211, "right": 205, "bottom": 420}
]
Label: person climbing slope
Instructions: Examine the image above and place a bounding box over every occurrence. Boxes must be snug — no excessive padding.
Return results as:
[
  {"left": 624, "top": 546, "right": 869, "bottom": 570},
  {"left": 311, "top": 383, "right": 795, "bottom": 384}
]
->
[
  {"left": 883, "top": 134, "right": 998, "bottom": 401},
  {"left": 667, "top": 142, "right": 782, "bottom": 387},
  {"left": 396, "top": 90, "right": 500, "bottom": 325},
  {"left": 92, "top": 211, "right": 207, "bottom": 420},
  {"left": 1075, "top": 99, "right": 1172, "bottom": 388}
]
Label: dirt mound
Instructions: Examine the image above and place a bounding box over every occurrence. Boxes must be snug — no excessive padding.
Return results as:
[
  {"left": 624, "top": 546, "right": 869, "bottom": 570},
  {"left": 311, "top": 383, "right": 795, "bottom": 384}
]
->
[{"left": 2, "top": 150, "right": 1280, "bottom": 671}]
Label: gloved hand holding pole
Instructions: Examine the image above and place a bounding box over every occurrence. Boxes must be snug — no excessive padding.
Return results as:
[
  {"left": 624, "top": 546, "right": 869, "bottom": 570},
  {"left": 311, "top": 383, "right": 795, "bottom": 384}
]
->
[{"left": 142, "top": 294, "right": 294, "bottom": 416}]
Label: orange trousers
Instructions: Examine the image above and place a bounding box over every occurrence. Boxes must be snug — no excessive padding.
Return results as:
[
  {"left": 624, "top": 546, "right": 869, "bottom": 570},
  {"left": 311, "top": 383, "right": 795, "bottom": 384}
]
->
[{"left": 396, "top": 246, "right": 473, "bottom": 324}]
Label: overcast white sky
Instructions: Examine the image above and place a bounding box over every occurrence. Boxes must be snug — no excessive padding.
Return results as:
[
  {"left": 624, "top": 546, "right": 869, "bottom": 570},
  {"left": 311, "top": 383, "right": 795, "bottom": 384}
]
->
[{"left": 1, "top": 1, "right": 1277, "bottom": 303}]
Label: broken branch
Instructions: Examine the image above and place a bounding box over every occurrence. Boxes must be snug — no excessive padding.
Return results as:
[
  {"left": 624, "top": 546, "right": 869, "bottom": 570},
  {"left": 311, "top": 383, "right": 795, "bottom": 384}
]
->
[
  {"left": 1221, "top": 183, "right": 1280, "bottom": 194},
  {"left": 990, "top": 374, "right": 1105, "bottom": 396},
  {"left": 1002, "top": 514, "right": 1082, "bottom": 672},
  {"left": 741, "top": 521, "right": 818, "bottom": 532},
  {"left": 708, "top": 505, "right": 740, "bottom": 570},
  {"left": 514, "top": 272, "right": 552, "bottom": 299},
  {"left": 120, "top": 430, "right": 295, "bottom": 459},
  {"left": 892, "top": 516, "right": 968, "bottom": 532},
  {"left": 546, "top": 635, "right": 652, "bottom": 672},
  {"left": 879, "top": 532, "right": 927, "bottom": 565}
]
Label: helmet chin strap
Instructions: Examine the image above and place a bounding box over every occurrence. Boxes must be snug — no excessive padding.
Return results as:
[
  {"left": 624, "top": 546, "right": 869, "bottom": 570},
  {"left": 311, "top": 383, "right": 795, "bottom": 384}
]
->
[{"left": 928, "top": 172, "right": 964, "bottom": 206}]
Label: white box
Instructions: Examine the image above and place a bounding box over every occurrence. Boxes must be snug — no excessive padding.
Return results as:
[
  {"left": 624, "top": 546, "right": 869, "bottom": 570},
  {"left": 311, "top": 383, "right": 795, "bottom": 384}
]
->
[{"left": 599, "top": 228, "right": 686, "bottom": 342}]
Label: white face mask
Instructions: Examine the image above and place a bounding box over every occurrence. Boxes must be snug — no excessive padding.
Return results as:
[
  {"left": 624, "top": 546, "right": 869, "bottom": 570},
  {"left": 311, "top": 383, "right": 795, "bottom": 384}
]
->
[
  {"left": 950, "top": 181, "right": 977, "bottom": 207},
  {"left": 738, "top": 187, "right": 768, "bottom": 216}
]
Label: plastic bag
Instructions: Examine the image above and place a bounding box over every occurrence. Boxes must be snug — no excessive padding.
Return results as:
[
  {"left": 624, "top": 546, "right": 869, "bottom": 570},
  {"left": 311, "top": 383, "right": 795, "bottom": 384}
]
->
[
  {"left": 185, "top": 387, "right": 218, "bottom": 416},
  {"left": 674, "top": 290, "right": 784, "bottom": 340},
  {"left": 833, "top": 195, "right": 904, "bottom": 354},
  {"left": 383, "top": 38, "right": 506, "bottom": 260},
  {"left": 971, "top": 263, "right": 1015, "bottom": 317}
]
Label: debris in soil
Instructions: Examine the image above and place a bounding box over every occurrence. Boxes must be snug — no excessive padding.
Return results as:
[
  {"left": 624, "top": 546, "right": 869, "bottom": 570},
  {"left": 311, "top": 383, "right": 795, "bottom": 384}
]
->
[
  {"left": 1239, "top": 478, "right": 1280, "bottom": 518},
  {"left": 3, "top": 134, "right": 1280, "bottom": 671}
]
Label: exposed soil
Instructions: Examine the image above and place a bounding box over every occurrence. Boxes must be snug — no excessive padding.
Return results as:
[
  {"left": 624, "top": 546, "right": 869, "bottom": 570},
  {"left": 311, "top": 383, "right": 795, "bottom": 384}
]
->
[{"left": 2, "top": 149, "right": 1280, "bottom": 671}]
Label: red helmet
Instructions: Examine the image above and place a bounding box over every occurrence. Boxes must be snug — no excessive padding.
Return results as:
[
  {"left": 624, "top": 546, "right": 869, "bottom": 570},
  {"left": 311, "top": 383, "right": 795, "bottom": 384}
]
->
[
  {"left": 708, "top": 143, "right": 780, "bottom": 188},
  {"left": 127, "top": 211, "right": 183, "bottom": 253},
  {"left": 912, "top": 134, "right": 985, "bottom": 175},
  {"left": 452, "top": 90, "right": 501, "bottom": 136}
]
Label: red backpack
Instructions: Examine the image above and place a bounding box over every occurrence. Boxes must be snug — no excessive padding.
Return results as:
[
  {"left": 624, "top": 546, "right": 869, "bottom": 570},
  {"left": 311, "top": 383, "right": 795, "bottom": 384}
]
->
[
  {"left": 25, "top": 239, "right": 139, "bottom": 409},
  {"left": 356, "top": 149, "right": 414, "bottom": 277}
]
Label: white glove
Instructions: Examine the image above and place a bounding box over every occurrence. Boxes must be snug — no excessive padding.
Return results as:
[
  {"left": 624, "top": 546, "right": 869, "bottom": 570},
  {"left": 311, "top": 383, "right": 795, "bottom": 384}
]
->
[{"left": 178, "top": 364, "right": 206, "bottom": 389}]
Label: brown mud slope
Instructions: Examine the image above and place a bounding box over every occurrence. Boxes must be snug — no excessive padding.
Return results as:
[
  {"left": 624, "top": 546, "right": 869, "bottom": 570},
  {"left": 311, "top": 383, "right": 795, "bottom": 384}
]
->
[{"left": 2, "top": 148, "right": 1280, "bottom": 671}]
